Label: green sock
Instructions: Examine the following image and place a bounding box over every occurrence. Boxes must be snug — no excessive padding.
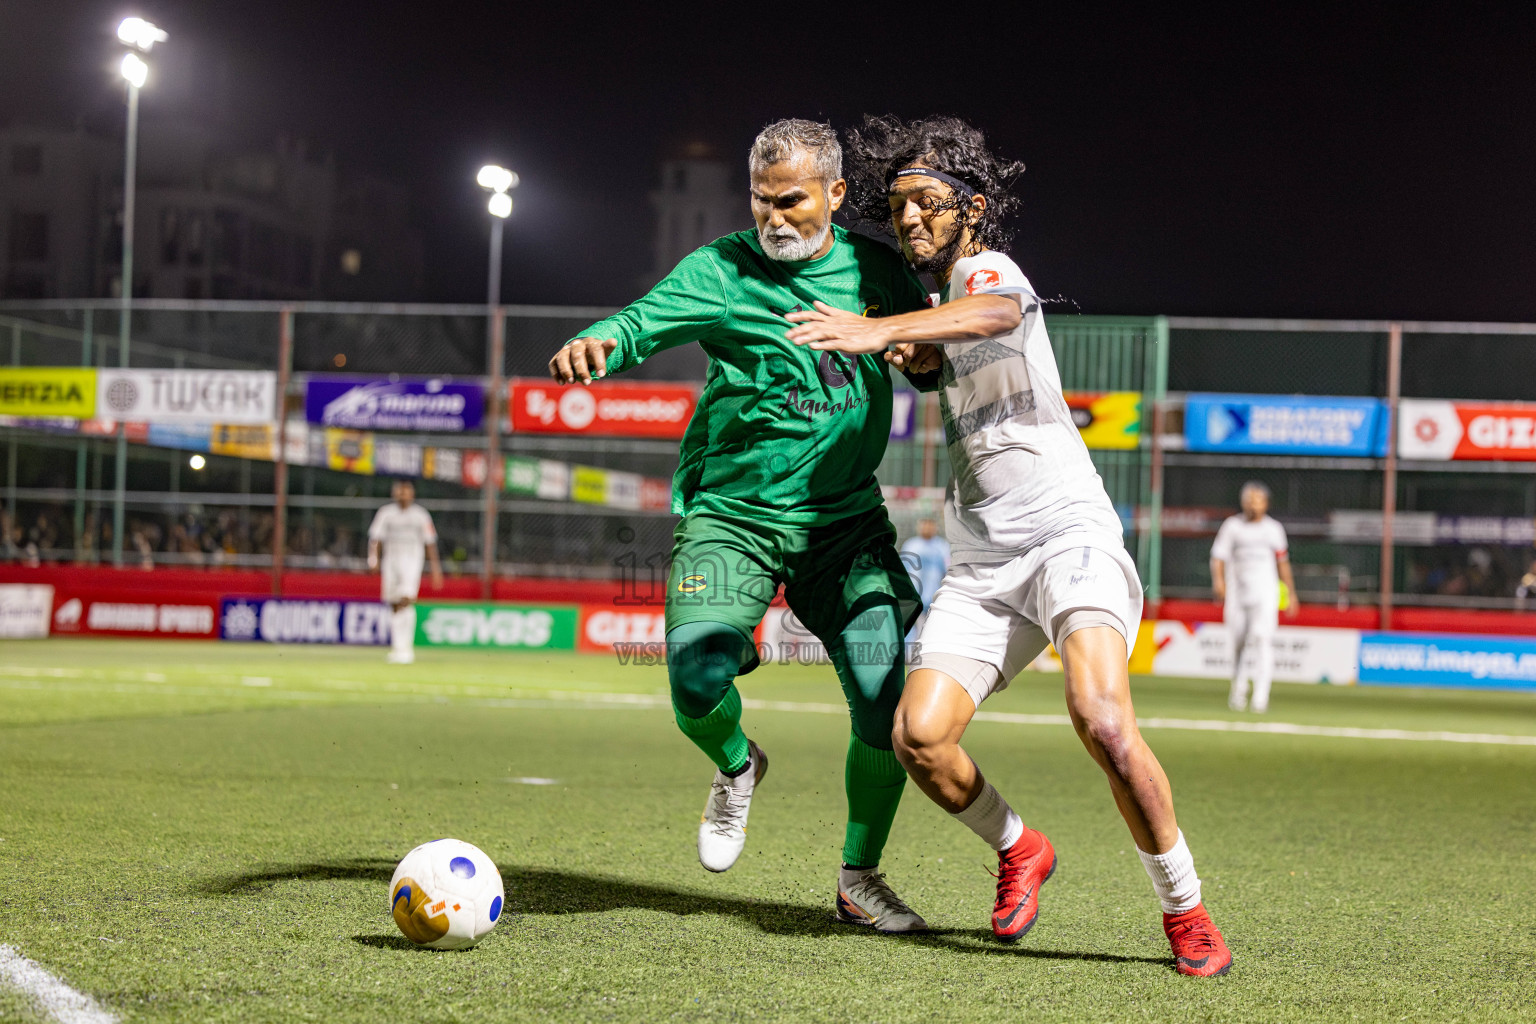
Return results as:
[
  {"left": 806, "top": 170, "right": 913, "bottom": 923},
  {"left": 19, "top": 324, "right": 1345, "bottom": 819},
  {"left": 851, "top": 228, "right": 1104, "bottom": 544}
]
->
[
  {"left": 674, "top": 685, "right": 750, "bottom": 773},
  {"left": 842, "top": 734, "right": 907, "bottom": 868}
]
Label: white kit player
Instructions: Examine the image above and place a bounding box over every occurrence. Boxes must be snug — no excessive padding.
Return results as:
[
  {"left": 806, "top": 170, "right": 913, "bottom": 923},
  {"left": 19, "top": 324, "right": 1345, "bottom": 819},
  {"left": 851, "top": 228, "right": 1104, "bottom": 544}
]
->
[
  {"left": 1210, "top": 481, "right": 1298, "bottom": 712},
  {"left": 788, "top": 115, "right": 1231, "bottom": 976},
  {"left": 367, "top": 479, "right": 444, "bottom": 664}
]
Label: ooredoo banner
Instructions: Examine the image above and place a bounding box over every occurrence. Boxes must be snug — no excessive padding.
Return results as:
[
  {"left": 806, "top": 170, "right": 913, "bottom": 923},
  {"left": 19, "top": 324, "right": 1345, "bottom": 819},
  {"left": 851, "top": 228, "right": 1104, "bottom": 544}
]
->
[
  {"left": 1398, "top": 399, "right": 1536, "bottom": 462},
  {"left": 97, "top": 369, "right": 276, "bottom": 425},
  {"left": 509, "top": 379, "right": 696, "bottom": 438}
]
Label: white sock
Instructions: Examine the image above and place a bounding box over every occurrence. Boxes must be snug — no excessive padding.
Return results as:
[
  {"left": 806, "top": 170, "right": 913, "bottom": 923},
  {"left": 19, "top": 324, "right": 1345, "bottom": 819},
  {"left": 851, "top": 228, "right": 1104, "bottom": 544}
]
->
[
  {"left": 391, "top": 606, "right": 416, "bottom": 657},
  {"left": 951, "top": 781, "right": 1025, "bottom": 852},
  {"left": 1137, "top": 830, "right": 1202, "bottom": 914},
  {"left": 1250, "top": 636, "right": 1274, "bottom": 710}
]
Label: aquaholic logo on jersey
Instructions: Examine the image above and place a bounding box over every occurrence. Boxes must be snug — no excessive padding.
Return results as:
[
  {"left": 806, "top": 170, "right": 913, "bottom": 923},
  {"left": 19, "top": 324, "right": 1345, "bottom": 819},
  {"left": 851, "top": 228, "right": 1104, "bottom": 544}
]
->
[
  {"left": 965, "top": 268, "right": 1002, "bottom": 295},
  {"left": 816, "top": 351, "right": 857, "bottom": 390}
]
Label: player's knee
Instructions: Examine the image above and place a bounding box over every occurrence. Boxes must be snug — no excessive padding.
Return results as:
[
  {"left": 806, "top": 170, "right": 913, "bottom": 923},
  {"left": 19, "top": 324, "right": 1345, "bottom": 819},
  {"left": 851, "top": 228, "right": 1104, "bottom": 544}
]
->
[
  {"left": 1067, "top": 695, "right": 1136, "bottom": 766},
  {"left": 666, "top": 621, "right": 749, "bottom": 719},
  {"left": 891, "top": 705, "right": 950, "bottom": 776}
]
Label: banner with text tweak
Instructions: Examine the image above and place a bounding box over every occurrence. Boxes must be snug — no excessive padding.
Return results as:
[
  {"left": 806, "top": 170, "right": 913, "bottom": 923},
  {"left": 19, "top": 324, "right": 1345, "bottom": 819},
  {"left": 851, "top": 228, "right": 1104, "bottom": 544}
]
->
[
  {"left": 1184, "top": 393, "right": 1387, "bottom": 456},
  {"left": 509, "top": 379, "right": 697, "bottom": 438}
]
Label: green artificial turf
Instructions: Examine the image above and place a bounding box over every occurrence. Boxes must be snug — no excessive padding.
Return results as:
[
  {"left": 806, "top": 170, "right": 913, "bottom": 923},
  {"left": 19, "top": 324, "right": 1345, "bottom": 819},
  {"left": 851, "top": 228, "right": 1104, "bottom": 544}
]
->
[{"left": 2, "top": 640, "right": 1534, "bottom": 1023}]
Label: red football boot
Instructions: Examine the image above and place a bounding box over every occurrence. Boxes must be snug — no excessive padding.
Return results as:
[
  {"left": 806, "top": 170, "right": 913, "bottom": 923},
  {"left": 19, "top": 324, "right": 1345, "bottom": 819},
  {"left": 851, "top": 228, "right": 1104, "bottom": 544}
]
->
[
  {"left": 1163, "top": 903, "right": 1233, "bottom": 976},
  {"left": 990, "top": 828, "right": 1056, "bottom": 942}
]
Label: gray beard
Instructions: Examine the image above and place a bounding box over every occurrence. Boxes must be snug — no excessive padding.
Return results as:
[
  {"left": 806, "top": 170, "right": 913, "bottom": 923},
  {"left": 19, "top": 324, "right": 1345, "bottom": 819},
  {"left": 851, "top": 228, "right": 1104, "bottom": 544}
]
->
[{"left": 759, "top": 221, "right": 830, "bottom": 262}]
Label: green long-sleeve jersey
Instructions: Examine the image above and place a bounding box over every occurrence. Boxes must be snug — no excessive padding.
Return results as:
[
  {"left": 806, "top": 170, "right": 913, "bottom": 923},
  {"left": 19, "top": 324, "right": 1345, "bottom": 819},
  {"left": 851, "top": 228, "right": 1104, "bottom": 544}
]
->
[{"left": 574, "top": 225, "right": 929, "bottom": 525}]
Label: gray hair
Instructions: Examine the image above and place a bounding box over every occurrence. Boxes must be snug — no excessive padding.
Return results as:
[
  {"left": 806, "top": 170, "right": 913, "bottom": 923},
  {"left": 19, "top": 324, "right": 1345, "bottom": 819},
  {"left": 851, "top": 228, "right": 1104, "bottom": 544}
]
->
[
  {"left": 749, "top": 119, "right": 842, "bottom": 187},
  {"left": 1240, "top": 480, "right": 1271, "bottom": 500}
]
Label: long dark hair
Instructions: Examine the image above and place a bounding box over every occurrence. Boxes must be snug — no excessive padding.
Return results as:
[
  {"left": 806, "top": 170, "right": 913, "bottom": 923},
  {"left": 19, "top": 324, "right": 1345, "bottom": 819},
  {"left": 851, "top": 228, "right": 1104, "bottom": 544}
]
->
[{"left": 844, "top": 115, "right": 1026, "bottom": 253}]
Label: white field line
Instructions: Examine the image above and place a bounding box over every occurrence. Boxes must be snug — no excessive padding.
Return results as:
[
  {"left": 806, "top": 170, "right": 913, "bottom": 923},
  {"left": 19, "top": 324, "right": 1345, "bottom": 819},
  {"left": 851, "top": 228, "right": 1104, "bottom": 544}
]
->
[
  {"left": 0, "top": 945, "right": 117, "bottom": 1024},
  {"left": 4, "top": 675, "right": 1536, "bottom": 748}
]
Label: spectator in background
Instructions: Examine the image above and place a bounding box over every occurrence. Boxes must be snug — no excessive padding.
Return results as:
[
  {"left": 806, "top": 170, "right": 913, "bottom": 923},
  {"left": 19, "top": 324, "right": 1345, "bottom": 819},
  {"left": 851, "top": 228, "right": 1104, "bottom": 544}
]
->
[
  {"left": 1211, "top": 481, "right": 1298, "bottom": 713},
  {"left": 902, "top": 517, "right": 951, "bottom": 612}
]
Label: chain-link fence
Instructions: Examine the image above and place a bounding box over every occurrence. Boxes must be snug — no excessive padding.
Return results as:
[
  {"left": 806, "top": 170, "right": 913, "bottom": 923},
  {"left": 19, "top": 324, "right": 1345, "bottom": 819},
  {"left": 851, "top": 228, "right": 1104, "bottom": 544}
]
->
[{"left": 3, "top": 301, "right": 1534, "bottom": 612}]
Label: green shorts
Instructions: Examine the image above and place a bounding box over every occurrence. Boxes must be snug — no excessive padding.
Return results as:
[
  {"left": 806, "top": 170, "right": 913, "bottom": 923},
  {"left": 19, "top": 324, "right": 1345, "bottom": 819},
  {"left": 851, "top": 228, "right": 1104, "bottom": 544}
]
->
[{"left": 664, "top": 505, "right": 922, "bottom": 673}]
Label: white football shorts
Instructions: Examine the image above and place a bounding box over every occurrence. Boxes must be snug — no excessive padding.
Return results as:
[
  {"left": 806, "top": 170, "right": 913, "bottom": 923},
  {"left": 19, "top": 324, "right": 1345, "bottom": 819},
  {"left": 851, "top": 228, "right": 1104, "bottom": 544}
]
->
[
  {"left": 1224, "top": 600, "right": 1279, "bottom": 642},
  {"left": 381, "top": 559, "right": 424, "bottom": 604},
  {"left": 912, "top": 533, "right": 1144, "bottom": 707}
]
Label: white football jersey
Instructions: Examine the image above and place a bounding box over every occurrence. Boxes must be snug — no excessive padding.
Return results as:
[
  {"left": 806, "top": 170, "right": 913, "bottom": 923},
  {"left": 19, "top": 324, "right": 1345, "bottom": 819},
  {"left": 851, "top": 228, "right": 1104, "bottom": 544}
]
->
[
  {"left": 369, "top": 502, "right": 437, "bottom": 569},
  {"left": 1211, "top": 514, "right": 1288, "bottom": 603},
  {"left": 935, "top": 250, "right": 1123, "bottom": 562}
]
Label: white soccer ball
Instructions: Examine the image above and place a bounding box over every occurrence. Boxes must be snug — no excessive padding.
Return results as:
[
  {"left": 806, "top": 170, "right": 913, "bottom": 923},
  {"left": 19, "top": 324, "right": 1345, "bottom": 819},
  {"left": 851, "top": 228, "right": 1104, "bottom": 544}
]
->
[{"left": 389, "top": 838, "right": 505, "bottom": 950}]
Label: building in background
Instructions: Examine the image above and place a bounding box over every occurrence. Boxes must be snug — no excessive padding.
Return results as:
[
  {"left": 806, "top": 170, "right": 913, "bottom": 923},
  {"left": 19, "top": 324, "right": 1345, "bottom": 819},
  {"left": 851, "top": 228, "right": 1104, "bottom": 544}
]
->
[
  {"left": 640, "top": 141, "right": 742, "bottom": 290},
  {"left": 0, "top": 120, "right": 424, "bottom": 302}
]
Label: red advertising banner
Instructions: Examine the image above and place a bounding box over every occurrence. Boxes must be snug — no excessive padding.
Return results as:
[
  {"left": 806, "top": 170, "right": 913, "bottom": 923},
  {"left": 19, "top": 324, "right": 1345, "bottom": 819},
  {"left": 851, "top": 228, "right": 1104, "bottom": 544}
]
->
[
  {"left": 49, "top": 590, "right": 219, "bottom": 638},
  {"left": 1399, "top": 399, "right": 1536, "bottom": 462},
  {"left": 509, "top": 379, "right": 696, "bottom": 438},
  {"left": 460, "top": 449, "right": 504, "bottom": 490},
  {"left": 578, "top": 605, "right": 667, "bottom": 653}
]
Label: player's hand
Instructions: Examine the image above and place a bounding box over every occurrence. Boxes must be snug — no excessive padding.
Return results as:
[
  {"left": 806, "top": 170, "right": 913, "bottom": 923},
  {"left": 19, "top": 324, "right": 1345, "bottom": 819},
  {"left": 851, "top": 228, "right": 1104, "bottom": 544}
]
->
[
  {"left": 549, "top": 337, "right": 617, "bottom": 385},
  {"left": 886, "top": 343, "right": 942, "bottom": 374},
  {"left": 431, "top": 570, "right": 445, "bottom": 591},
  {"left": 784, "top": 301, "right": 892, "bottom": 354},
  {"left": 1283, "top": 600, "right": 1301, "bottom": 620},
  {"left": 1212, "top": 585, "right": 1225, "bottom": 604},
  {"left": 367, "top": 555, "right": 378, "bottom": 572}
]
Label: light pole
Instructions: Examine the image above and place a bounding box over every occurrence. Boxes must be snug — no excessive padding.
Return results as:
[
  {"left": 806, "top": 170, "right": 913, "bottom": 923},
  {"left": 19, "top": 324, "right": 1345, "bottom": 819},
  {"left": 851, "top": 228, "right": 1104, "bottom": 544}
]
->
[
  {"left": 476, "top": 165, "right": 517, "bottom": 308},
  {"left": 475, "top": 165, "right": 516, "bottom": 595},
  {"left": 110, "top": 16, "right": 165, "bottom": 567}
]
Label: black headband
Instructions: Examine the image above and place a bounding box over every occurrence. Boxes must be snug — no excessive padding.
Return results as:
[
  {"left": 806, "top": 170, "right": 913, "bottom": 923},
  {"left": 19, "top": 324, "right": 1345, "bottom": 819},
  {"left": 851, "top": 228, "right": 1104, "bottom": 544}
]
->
[{"left": 888, "top": 166, "right": 980, "bottom": 197}]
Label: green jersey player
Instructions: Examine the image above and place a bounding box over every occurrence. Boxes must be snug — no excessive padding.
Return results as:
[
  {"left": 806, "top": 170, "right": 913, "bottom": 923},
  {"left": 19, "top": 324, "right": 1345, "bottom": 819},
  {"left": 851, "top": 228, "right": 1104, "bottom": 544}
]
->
[{"left": 548, "top": 119, "right": 930, "bottom": 932}]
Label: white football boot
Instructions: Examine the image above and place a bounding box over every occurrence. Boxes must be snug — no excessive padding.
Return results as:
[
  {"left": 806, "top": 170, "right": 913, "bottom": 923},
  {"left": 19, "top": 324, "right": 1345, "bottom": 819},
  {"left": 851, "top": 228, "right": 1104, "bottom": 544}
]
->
[
  {"left": 1227, "top": 678, "right": 1249, "bottom": 712},
  {"left": 835, "top": 867, "right": 929, "bottom": 933},
  {"left": 697, "top": 739, "right": 767, "bottom": 872}
]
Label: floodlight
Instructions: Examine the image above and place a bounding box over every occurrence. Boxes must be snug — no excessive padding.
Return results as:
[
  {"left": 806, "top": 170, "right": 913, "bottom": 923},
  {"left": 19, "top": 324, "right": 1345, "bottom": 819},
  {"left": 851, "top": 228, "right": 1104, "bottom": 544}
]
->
[
  {"left": 120, "top": 52, "right": 149, "bottom": 88},
  {"left": 188, "top": 454, "right": 206, "bottom": 470},
  {"left": 476, "top": 165, "right": 518, "bottom": 193},
  {"left": 488, "top": 192, "right": 513, "bottom": 218},
  {"left": 117, "top": 17, "right": 167, "bottom": 52}
]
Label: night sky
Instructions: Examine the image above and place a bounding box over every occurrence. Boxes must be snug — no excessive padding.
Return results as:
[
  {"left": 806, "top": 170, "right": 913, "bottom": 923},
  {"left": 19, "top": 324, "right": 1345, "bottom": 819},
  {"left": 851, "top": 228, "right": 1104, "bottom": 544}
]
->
[{"left": 4, "top": 2, "right": 1535, "bottom": 319}]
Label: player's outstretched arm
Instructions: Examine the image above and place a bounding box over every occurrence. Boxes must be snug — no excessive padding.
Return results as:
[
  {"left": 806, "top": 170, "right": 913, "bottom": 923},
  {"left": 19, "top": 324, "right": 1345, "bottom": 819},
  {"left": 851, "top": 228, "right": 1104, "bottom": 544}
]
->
[
  {"left": 549, "top": 249, "right": 728, "bottom": 385},
  {"left": 785, "top": 296, "right": 1021, "bottom": 354},
  {"left": 549, "top": 338, "right": 618, "bottom": 385}
]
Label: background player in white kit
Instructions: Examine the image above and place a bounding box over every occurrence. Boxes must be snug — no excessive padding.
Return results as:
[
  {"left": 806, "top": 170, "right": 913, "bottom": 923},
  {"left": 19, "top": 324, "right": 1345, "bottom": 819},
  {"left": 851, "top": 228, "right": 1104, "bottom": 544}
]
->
[
  {"left": 788, "top": 115, "right": 1232, "bottom": 976},
  {"left": 1211, "top": 481, "right": 1298, "bottom": 712},
  {"left": 367, "top": 479, "right": 444, "bottom": 664}
]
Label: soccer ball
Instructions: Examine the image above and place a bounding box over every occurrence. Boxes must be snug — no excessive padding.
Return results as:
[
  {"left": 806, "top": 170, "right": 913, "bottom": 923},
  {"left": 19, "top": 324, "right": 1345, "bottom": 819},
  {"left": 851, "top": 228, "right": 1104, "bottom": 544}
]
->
[{"left": 389, "top": 838, "right": 505, "bottom": 950}]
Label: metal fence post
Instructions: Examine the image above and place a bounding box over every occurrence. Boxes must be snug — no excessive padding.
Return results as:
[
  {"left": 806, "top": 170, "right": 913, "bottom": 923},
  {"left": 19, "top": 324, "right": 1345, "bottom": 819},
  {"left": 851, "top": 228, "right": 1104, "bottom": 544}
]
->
[
  {"left": 1379, "top": 322, "right": 1403, "bottom": 630},
  {"left": 6, "top": 325, "right": 17, "bottom": 542},
  {"left": 482, "top": 307, "right": 505, "bottom": 600},
  {"left": 1144, "top": 315, "right": 1170, "bottom": 605},
  {"left": 74, "top": 310, "right": 93, "bottom": 560},
  {"left": 272, "top": 308, "right": 294, "bottom": 596}
]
